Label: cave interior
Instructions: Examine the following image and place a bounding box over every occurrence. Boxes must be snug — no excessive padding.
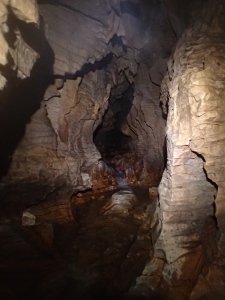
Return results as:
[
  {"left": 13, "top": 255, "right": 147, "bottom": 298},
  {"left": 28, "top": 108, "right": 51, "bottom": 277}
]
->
[{"left": 0, "top": 0, "right": 225, "bottom": 299}]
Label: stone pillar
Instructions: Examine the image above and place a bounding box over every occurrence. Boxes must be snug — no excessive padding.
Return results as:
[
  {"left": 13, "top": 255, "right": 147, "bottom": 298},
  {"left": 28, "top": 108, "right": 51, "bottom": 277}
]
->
[{"left": 157, "top": 1, "right": 225, "bottom": 298}]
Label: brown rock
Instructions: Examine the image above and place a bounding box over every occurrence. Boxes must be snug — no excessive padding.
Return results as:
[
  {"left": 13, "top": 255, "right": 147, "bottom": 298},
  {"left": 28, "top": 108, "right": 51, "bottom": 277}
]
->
[{"left": 149, "top": 187, "right": 159, "bottom": 198}]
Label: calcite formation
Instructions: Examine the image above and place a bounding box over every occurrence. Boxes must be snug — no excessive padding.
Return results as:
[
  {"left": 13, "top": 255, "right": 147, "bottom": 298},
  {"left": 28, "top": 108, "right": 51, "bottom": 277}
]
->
[
  {"left": 0, "top": 0, "right": 39, "bottom": 86},
  {"left": 155, "top": 1, "right": 225, "bottom": 298},
  {"left": 1, "top": 0, "right": 225, "bottom": 299},
  {"left": 1, "top": 0, "right": 172, "bottom": 204}
]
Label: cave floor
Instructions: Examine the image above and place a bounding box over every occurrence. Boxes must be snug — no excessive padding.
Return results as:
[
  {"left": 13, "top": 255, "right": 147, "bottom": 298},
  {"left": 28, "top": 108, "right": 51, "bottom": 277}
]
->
[{"left": 0, "top": 186, "right": 160, "bottom": 300}]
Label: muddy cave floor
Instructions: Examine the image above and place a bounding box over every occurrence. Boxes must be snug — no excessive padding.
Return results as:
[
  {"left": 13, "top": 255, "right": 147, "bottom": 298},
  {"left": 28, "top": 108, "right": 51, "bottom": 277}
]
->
[{"left": 0, "top": 185, "right": 162, "bottom": 300}]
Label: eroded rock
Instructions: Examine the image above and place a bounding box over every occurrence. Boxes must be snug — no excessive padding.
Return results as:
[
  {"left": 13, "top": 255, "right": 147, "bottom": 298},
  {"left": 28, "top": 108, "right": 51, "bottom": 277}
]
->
[
  {"left": 22, "top": 191, "right": 74, "bottom": 226},
  {"left": 22, "top": 211, "right": 36, "bottom": 226},
  {"left": 102, "top": 189, "right": 138, "bottom": 216},
  {"left": 156, "top": 1, "right": 225, "bottom": 298},
  {"left": 0, "top": 0, "right": 39, "bottom": 67}
]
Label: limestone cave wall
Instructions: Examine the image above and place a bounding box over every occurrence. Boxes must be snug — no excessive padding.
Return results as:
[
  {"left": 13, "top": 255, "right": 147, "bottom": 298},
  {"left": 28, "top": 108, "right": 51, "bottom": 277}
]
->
[
  {"left": 155, "top": 0, "right": 225, "bottom": 298},
  {"left": 0, "top": 0, "right": 186, "bottom": 204},
  {"left": 0, "top": 0, "right": 225, "bottom": 299}
]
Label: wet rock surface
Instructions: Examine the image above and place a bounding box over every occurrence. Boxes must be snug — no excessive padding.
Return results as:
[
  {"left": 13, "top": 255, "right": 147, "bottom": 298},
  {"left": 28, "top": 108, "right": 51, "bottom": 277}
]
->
[{"left": 0, "top": 186, "right": 159, "bottom": 300}]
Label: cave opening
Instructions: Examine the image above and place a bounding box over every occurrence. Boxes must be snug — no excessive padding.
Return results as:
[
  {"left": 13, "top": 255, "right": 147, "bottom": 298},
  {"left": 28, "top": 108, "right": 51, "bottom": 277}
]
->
[
  {"left": 93, "top": 84, "right": 133, "bottom": 161},
  {"left": 91, "top": 82, "right": 142, "bottom": 188}
]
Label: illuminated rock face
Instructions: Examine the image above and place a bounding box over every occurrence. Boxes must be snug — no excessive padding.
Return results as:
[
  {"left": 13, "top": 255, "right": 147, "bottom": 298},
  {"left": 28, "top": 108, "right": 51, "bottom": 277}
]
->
[
  {"left": 1, "top": 0, "right": 171, "bottom": 204},
  {"left": 1, "top": 0, "right": 225, "bottom": 299},
  {"left": 0, "top": 0, "right": 38, "bottom": 64},
  {"left": 156, "top": 1, "right": 225, "bottom": 298},
  {"left": 0, "top": 0, "right": 39, "bottom": 85},
  {"left": 37, "top": 0, "right": 167, "bottom": 189}
]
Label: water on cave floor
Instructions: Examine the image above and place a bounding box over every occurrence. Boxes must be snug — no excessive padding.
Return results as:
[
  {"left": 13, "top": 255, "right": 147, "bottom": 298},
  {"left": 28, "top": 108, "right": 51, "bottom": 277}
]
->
[{"left": 0, "top": 186, "right": 160, "bottom": 300}]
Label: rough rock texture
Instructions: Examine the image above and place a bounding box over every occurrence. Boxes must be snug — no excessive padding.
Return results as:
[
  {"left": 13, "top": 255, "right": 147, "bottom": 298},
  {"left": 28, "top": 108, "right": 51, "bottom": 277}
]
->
[
  {"left": 0, "top": 0, "right": 39, "bottom": 63},
  {"left": 0, "top": 1, "right": 121, "bottom": 208},
  {"left": 153, "top": 1, "right": 225, "bottom": 298},
  {"left": 123, "top": 0, "right": 201, "bottom": 186},
  {"left": 0, "top": 0, "right": 39, "bottom": 87},
  {"left": 89, "top": 153, "right": 143, "bottom": 191},
  {"left": 101, "top": 189, "right": 138, "bottom": 216},
  {"left": 22, "top": 189, "right": 74, "bottom": 226},
  {"left": 0, "top": 187, "right": 157, "bottom": 300},
  {"left": 1, "top": 0, "right": 224, "bottom": 299},
  {"left": 1, "top": 0, "right": 174, "bottom": 203}
]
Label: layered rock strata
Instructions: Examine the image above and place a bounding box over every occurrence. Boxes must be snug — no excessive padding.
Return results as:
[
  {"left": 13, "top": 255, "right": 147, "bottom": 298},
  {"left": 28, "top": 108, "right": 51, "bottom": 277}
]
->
[
  {"left": 1, "top": 0, "right": 172, "bottom": 203},
  {"left": 1, "top": 0, "right": 222, "bottom": 298},
  {"left": 154, "top": 1, "right": 225, "bottom": 298}
]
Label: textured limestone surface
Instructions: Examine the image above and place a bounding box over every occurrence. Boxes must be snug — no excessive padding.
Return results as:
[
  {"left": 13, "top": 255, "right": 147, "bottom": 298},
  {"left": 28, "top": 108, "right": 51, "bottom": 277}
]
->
[
  {"left": 0, "top": 0, "right": 39, "bottom": 90},
  {"left": 152, "top": 1, "right": 225, "bottom": 298},
  {"left": 101, "top": 189, "right": 138, "bottom": 216},
  {"left": 1, "top": 0, "right": 178, "bottom": 204},
  {"left": 1, "top": 0, "right": 223, "bottom": 299}
]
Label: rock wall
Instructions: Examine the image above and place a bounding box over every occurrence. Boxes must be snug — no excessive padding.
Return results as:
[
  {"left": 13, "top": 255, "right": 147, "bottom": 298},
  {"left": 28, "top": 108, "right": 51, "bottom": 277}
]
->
[
  {"left": 1, "top": 0, "right": 224, "bottom": 298},
  {"left": 38, "top": 0, "right": 142, "bottom": 190},
  {"left": 155, "top": 0, "right": 225, "bottom": 298},
  {"left": 0, "top": 0, "right": 39, "bottom": 70},
  {"left": 123, "top": 0, "right": 201, "bottom": 185},
  {"left": 0, "top": 0, "right": 128, "bottom": 204},
  {"left": 1, "top": 0, "right": 173, "bottom": 204}
]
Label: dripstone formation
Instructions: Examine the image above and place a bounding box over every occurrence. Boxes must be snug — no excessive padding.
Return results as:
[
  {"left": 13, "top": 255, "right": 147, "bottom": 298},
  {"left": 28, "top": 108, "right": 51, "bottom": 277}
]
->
[{"left": 0, "top": 0, "right": 225, "bottom": 299}]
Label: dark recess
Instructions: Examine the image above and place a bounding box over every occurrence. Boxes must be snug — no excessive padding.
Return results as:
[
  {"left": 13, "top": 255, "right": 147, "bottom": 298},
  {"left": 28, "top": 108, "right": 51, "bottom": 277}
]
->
[
  {"left": 94, "top": 85, "right": 134, "bottom": 160},
  {"left": 120, "top": 1, "right": 141, "bottom": 18},
  {"left": 0, "top": 13, "right": 55, "bottom": 179}
]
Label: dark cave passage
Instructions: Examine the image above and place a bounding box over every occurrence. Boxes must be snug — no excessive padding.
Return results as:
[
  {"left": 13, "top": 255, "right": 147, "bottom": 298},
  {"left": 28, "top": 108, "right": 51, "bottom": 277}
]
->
[
  {"left": 0, "top": 0, "right": 224, "bottom": 300},
  {"left": 94, "top": 127, "right": 132, "bottom": 159},
  {"left": 93, "top": 85, "right": 134, "bottom": 160},
  {"left": 92, "top": 84, "right": 145, "bottom": 189}
]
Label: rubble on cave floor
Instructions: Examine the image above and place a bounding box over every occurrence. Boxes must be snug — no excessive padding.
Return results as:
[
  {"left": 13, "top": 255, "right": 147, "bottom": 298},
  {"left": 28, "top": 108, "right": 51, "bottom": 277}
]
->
[
  {"left": 0, "top": 185, "right": 160, "bottom": 300},
  {"left": 89, "top": 153, "right": 144, "bottom": 192}
]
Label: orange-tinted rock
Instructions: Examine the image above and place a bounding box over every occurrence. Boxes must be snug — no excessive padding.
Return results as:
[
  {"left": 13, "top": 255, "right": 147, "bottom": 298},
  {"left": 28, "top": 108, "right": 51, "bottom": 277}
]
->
[{"left": 22, "top": 193, "right": 74, "bottom": 226}]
